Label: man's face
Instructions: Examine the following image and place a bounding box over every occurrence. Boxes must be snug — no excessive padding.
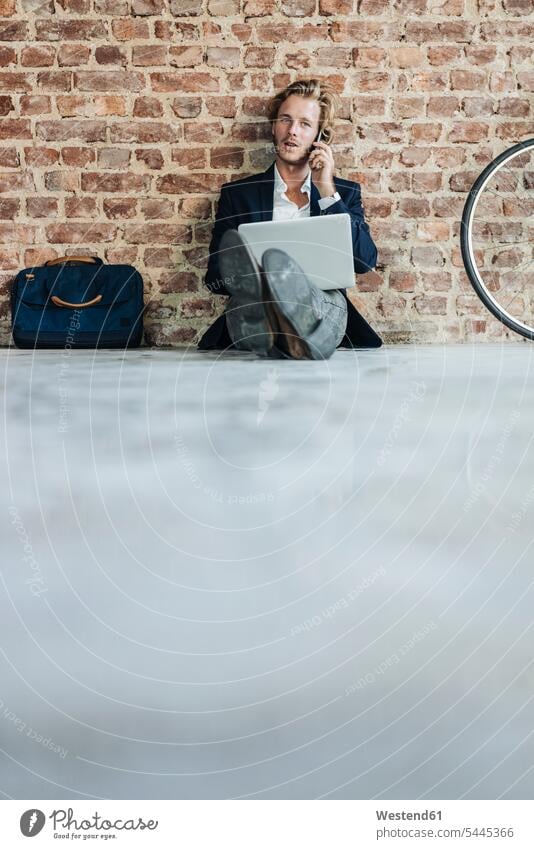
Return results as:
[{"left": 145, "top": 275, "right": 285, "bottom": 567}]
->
[{"left": 271, "top": 95, "right": 321, "bottom": 165}]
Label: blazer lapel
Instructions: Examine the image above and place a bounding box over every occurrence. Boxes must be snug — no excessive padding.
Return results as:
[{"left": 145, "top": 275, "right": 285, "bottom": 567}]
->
[
  {"left": 310, "top": 181, "right": 321, "bottom": 217},
  {"left": 257, "top": 163, "right": 275, "bottom": 222}
]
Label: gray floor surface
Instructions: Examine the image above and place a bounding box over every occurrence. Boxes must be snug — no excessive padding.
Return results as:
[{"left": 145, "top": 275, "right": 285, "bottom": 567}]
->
[{"left": 1, "top": 344, "right": 533, "bottom": 800}]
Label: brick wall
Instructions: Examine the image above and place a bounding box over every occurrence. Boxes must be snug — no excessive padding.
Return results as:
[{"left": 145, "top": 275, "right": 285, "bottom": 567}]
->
[{"left": 0, "top": 0, "right": 532, "bottom": 347}]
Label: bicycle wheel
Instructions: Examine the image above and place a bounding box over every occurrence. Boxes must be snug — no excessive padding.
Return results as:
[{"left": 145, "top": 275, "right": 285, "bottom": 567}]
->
[{"left": 461, "top": 137, "right": 534, "bottom": 339}]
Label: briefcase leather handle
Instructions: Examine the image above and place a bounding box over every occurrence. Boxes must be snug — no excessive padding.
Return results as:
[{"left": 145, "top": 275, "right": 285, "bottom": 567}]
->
[
  {"left": 51, "top": 294, "right": 103, "bottom": 309},
  {"left": 45, "top": 255, "right": 101, "bottom": 266}
]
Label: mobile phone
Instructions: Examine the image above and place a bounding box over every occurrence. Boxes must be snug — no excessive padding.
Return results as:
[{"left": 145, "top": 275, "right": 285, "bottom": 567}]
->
[{"left": 308, "top": 129, "right": 322, "bottom": 160}]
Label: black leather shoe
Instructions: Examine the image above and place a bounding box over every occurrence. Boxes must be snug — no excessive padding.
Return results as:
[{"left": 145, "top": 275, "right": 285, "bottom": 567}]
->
[
  {"left": 261, "top": 248, "right": 325, "bottom": 359},
  {"left": 218, "top": 230, "right": 275, "bottom": 355}
]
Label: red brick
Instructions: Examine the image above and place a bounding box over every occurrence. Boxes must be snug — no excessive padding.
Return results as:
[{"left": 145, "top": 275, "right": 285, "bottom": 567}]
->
[
  {"left": 243, "top": 0, "right": 277, "bottom": 13},
  {"left": 398, "top": 198, "right": 431, "bottom": 218},
  {"left": 413, "top": 172, "right": 442, "bottom": 192},
  {"left": 448, "top": 121, "right": 489, "bottom": 142},
  {"left": 390, "top": 47, "right": 425, "bottom": 67},
  {"left": 0, "top": 171, "right": 34, "bottom": 192},
  {"left": 496, "top": 121, "right": 534, "bottom": 139},
  {"left": 21, "top": 45, "right": 55, "bottom": 66},
  {"left": 206, "top": 96, "right": 236, "bottom": 118},
  {"left": 184, "top": 121, "right": 224, "bottom": 143},
  {"left": 75, "top": 71, "right": 144, "bottom": 92},
  {"left": 0, "top": 46, "right": 15, "bottom": 66},
  {"left": 169, "top": 0, "right": 203, "bottom": 12},
  {"left": 144, "top": 247, "right": 175, "bottom": 266},
  {"left": 464, "top": 45, "right": 497, "bottom": 65},
  {"left": 140, "top": 200, "right": 174, "bottom": 220},
  {"left": 44, "top": 171, "right": 79, "bottom": 191},
  {"left": 0, "top": 145, "right": 17, "bottom": 165},
  {"left": 0, "top": 0, "right": 16, "bottom": 15},
  {"left": 415, "top": 295, "right": 447, "bottom": 314},
  {"left": 0, "top": 224, "right": 36, "bottom": 244},
  {"left": 427, "top": 46, "right": 463, "bottom": 65},
  {"left": 497, "top": 97, "right": 530, "bottom": 117},
  {"left": 411, "top": 246, "right": 445, "bottom": 266},
  {"left": 171, "top": 147, "right": 207, "bottom": 168},
  {"left": 390, "top": 272, "right": 417, "bottom": 292},
  {"left": 154, "top": 21, "right": 199, "bottom": 39},
  {"left": 57, "top": 44, "right": 91, "bottom": 66},
  {"left": 46, "top": 223, "right": 117, "bottom": 243},
  {"left": 352, "top": 47, "right": 386, "bottom": 67},
  {"left": 179, "top": 197, "right": 211, "bottom": 218},
  {"left": 171, "top": 96, "right": 202, "bottom": 117},
  {"left": 64, "top": 197, "right": 97, "bottom": 218},
  {"left": 427, "top": 96, "right": 459, "bottom": 117},
  {"left": 245, "top": 46, "right": 276, "bottom": 67},
  {"left": 123, "top": 223, "right": 191, "bottom": 244},
  {"left": 61, "top": 146, "right": 95, "bottom": 167},
  {"left": 421, "top": 271, "right": 452, "bottom": 291},
  {"left": 133, "top": 45, "right": 167, "bottom": 66},
  {"left": 156, "top": 173, "right": 226, "bottom": 193},
  {"left": 24, "top": 248, "right": 58, "bottom": 267},
  {"left": 36, "top": 120, "right": 106, "bottom": 142},
  {"left": 135, "top": 148, "right": 164, "bottom": 169},
  {"left": 151, "top": 72, "right": 219, "bottom": 92},
  {"left": 208, "top": 0, "right": 240, "bottom": 13},
  {"left": 210, "top": 147, "right": 244, "bottom": 169},
  {"left": 0, "top": 198, "right": 19, "bottom": 218},
  {"left": 24, "top": 147, "right": 59, "bottom": 167},
  {"left": 433, "top": 147, "right": 466, "bottom": 167},
  {"left": 231, "top": 24, "right": 252, "bottom": 41},
  {"left": 112, "top": 19, "right": 150, "bottom": 40},
  {"left": 133, "top": 96, "right": 163, "bottom": 118},
  {"left": 131, "top": 0, "right": 163, "bottom": 12},
  {"left": 20, "top": 95, "right": 51, "bottom": 115},
  {"left": 110, "top": 122, "right": 174, "bottom": 143},
  {"left": 0, "top": 118, "right": 31, "bottom": 139},
  {"left": 400, "top": 147, "right": 431, "bottom": 167},
  {"left": 393, "top": 97, "right": 425, "bottom": 119},
  {"left": 95, "top": 46, "right": 126, "bottom": 66},
  {"left": 416, "top": 221, "right": 450, "bottom": 241},
  {"left": 0, "top": 22, "right": 27, "bottom": 40},
  {"left": 358, "top": 122, "right": 404, "bottom": 143},
  {"left": 0, "top": 72, "right": 31, "bottom": 92},
  {"left": 26, "top": 197, "right": 58, "bottom": 218},
  {"left": 94, "top": 96, "right": 127, "bottom": 116},
  {"left": 81, "top": 173, "right": 151, "bottom": 192},
  {"left": 38, "top": 75, "right": 74, "bottom": 97},
  {"left": 319, "top": 0, "right": 352, "bottom": 11},
  {"left": 410, "top": 123, "right": 442, "bottom": 142},
  {"left": 352, "top": 71, "right": 389, "bottom": 91},
  {"left": 159, "top": 272, "right": 199, "bottom": 294},
  {"left": 97, "top": 148, "right": 131, "bottom": 169},
  {"left": 518, "top": 71, "right": 534, "bottom": 91},
  {"left": 103, "top": 198, "right": 137, "bottom": 219},
  {"left": 281, "top": 0, "right": 316, "bottom": 13},
  {"left": 461, "top": 96, "right": 495, "bottom": 117},
  {"left": 451, "top": 69, "right": 486, "bottom": 90},
  {"left": 169, "top": 46, "right": 204, "bottom": 67},
  {"left": 411, "top": 72, "right": 448, "bottom": 91},
  {"left": 35, "top": 20, "right": 106, "bottom": 40}
]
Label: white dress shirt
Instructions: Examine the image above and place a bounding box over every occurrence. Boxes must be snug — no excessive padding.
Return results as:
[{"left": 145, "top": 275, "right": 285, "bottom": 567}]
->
[{"left": 272, "top": 163, "right": 341, "bottom": 221}]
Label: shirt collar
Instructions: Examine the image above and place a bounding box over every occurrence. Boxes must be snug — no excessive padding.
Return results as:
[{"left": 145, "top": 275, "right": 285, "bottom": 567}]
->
[{"left": 274, "top": 162, "right": 311, "bottom": 197}]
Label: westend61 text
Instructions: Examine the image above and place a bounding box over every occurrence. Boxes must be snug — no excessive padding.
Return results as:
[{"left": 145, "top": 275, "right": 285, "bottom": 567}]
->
[{"left": 376, "top": 810, "right": 442, "bottom": 821}]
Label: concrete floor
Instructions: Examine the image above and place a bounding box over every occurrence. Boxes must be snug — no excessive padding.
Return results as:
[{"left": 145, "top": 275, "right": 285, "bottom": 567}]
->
[{"left": 1, "top": 344, "right": 533, "bottom": 800}]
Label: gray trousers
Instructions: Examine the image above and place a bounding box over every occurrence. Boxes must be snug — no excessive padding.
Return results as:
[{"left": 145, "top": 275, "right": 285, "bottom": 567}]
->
[{"left": 226, "top": 285, "right": 348, "bottom": 360}]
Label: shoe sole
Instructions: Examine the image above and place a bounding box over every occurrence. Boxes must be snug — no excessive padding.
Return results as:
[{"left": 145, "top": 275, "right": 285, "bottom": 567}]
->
[
  {"left": 218, "top": 230, "right": 273, "bottom": 354},
  {"left": 261, "top": 248, "right": 319, "bottom": 342}
]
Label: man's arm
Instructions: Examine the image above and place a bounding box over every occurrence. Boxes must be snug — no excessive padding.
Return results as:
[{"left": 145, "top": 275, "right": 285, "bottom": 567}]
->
[
  {"left": 320, "top": 184, "right": 377, "bottom": 275},
  {"left": 204, "top": 185, "right": 235, "bottom": 296}
]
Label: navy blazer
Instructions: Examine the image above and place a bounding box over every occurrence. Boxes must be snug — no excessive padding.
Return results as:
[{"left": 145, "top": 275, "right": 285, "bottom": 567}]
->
[{"left": 198, "top": 162, "right": 382, "bottom": 351}]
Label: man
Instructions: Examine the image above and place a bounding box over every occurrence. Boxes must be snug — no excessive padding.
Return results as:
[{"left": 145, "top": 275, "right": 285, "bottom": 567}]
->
[{"left": 198, "top": 78, "right": 382, "bottom": 359}]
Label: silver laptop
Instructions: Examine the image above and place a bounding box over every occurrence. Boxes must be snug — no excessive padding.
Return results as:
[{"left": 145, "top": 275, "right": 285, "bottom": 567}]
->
[{"left": 238, "top": 213, "right": 355, "bottom": 290}]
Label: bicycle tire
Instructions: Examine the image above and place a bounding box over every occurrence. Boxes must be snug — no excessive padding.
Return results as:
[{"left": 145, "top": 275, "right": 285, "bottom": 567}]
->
[{"left": 460, "top": 137, "right": 534, "bottom": 340}]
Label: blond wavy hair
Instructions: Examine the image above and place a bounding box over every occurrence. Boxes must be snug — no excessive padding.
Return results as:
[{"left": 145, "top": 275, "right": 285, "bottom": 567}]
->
[{"left": 268, "top": 79, "right": 340, "bottom": 145}]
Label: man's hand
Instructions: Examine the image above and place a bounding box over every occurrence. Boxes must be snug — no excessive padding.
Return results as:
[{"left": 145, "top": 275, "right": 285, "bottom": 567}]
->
[{"left": 309, "top": 140, "right": 336, "bottom": 198}]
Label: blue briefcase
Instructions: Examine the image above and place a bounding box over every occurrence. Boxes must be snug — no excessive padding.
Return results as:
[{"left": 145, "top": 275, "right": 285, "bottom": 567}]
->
[{"left": 10, "top": 255, "right": 144, "bottom": 349}]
